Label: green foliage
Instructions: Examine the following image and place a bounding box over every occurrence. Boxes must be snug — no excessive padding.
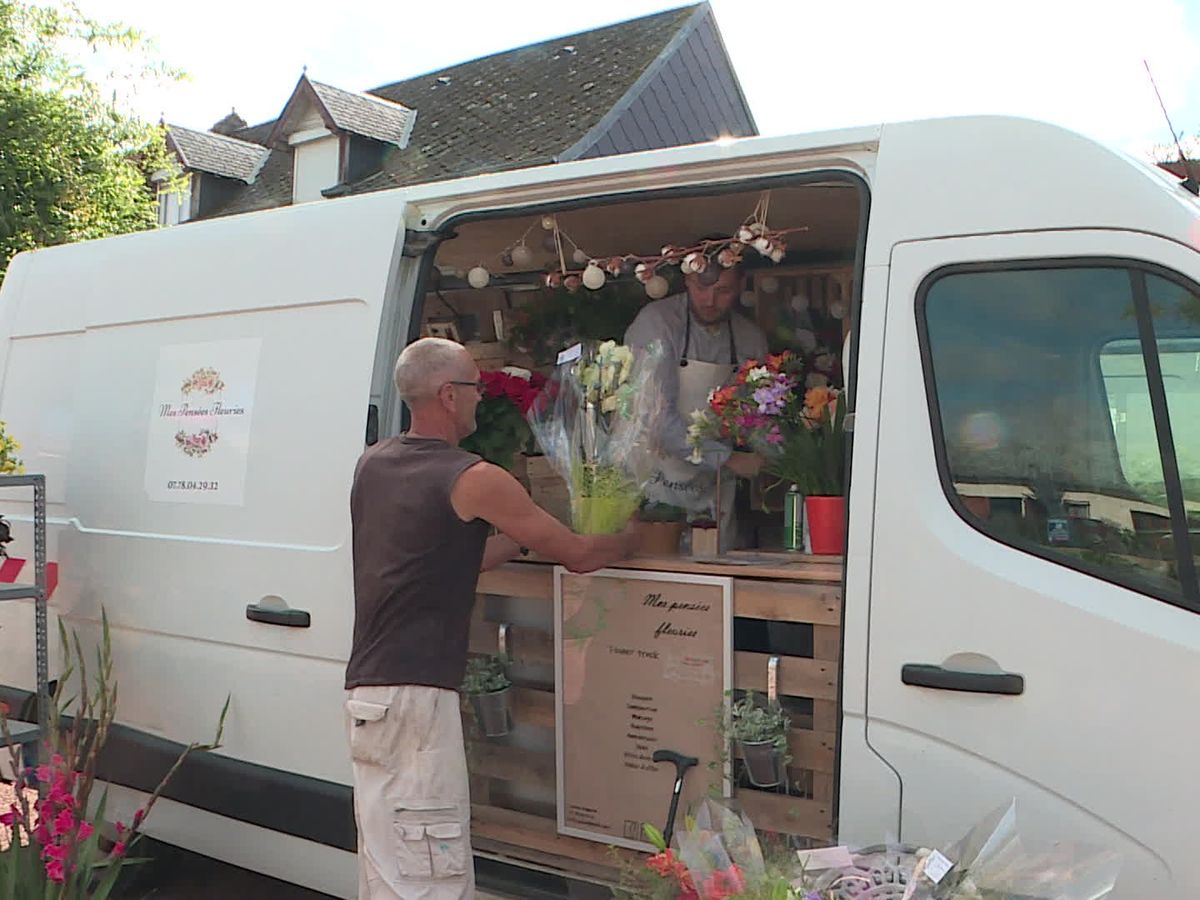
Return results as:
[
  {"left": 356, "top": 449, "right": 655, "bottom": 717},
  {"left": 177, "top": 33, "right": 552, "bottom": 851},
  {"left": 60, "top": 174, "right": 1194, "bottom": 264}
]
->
[
  {"left": 0, "top": 0, "right": 183, "bottom": 284},
  {"left": 729, "top": 691, "right": 790, "bottom": 756},
  {"left": 461, "top": 654, "right": 511, "bottom": 695},
  {"left": 506, "top": 280, "right": 651, "bottom": 365},
  {"left": 459, "top": 397, "right": 529, "bottom": 468}
]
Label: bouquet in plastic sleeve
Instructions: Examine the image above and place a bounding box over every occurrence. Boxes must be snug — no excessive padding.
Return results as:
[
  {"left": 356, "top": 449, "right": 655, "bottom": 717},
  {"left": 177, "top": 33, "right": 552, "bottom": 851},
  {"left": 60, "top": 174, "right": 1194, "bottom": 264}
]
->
[
  {"left": 675, "top": 797, "right": 767, "bottom": 897},
  {"left": 900, "top": 800, "right": 1121, "bottom": 900},
  {"left": 528, "top": 340, "right": 666, "bottom": 533}
]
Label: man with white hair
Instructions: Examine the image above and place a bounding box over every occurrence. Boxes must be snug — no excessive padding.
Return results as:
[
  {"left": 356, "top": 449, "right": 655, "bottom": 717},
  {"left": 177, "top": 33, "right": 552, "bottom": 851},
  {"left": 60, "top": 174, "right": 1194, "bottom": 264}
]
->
[{"left": 344, "top": 337, "right": 637, "bottom": 900}]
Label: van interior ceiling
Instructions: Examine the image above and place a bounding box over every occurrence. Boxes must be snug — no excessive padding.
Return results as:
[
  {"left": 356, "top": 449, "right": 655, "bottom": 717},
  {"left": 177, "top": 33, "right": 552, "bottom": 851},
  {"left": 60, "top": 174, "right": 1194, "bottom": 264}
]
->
[{"left": 415, "top": 182, "right": 863, "bottom": 553}]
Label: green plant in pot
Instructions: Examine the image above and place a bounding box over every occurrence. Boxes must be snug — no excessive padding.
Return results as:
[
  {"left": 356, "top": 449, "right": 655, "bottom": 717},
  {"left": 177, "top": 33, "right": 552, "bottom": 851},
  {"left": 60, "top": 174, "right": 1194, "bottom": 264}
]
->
[
  {"left": 728, "top": 691, "right": 790, "bottom": 788},
  {"left": 462, "top": 654, "right": 512, "bottom": 738},
  {"left": 637, "top": 500, "right": 686, "bottom": 556}
]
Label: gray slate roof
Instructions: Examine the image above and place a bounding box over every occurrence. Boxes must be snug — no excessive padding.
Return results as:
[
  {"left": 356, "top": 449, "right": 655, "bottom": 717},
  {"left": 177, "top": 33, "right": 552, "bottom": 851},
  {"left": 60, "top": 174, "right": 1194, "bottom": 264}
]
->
[
  {"left": 309, "top": 80, "right": 416, "bottom": 147},
  {"left": 194, "top": 3, "right": 712, "bottom": 217},
  {"left": 165, "top": 125, "right": 268, "bottom": 183}
]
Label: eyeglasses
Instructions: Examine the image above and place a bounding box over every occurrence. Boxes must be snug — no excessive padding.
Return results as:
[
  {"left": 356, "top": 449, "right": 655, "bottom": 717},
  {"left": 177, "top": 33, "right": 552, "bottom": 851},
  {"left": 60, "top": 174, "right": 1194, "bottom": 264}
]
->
[{"left": 446, "top": 380, "right": 484, "bottom": 396}]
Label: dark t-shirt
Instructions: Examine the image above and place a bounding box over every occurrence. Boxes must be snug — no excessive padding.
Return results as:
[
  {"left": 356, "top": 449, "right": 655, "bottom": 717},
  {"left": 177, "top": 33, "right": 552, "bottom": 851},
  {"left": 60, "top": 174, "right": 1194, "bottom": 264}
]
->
[{"left": 344, "top": 435, "right": 489, "bottom": 691}]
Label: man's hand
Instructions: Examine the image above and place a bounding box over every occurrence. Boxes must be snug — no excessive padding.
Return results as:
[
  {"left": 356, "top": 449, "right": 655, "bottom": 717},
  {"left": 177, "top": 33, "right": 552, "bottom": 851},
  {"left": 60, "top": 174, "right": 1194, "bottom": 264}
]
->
[{"left": 725, "top": 451, "right": 765, "bottom": 478}]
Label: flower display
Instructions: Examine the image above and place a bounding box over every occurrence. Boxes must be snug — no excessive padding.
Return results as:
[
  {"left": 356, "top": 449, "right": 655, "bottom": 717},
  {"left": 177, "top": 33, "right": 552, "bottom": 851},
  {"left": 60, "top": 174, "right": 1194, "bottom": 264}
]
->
[
  {"left": 687, "top": 353, "right": 846, "bottom": 496},
  {"left": 0, "top": 421, "right": 23, "bottom": 475},
  {"left": 459, "top": 367, "right": 548, "bottom": 469},
  {"left": 1, "top": 611, "right": 227, "bottom": 896}
]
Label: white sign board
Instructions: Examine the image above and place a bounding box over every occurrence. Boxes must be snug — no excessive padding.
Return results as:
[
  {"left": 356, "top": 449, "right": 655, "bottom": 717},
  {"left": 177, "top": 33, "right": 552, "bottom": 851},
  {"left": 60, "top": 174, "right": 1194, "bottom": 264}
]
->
[{"left": 144, "top": 338, "right": 261, "bottom": 505}]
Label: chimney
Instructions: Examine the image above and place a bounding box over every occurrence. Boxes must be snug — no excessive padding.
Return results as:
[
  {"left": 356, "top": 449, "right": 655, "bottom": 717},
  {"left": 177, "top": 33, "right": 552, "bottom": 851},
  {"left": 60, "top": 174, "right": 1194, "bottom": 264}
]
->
[{"left": 211, "top": 109, "right": 247, "bottom": 136}]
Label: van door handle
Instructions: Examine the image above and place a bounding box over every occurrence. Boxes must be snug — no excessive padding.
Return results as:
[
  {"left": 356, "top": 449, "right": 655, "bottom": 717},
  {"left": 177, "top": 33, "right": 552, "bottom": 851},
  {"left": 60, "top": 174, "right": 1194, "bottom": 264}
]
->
[
  {"left": 246, "top": 600, "right": 311, "bottom": 628},
  {"left": 901, "top": 663, "right": 1024, "bottom": 695}
]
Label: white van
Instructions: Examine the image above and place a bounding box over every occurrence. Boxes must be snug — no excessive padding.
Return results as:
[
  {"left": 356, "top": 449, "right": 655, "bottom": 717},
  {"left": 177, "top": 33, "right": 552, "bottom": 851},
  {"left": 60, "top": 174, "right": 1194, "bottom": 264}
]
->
[{"left": 0, "top": 116, "right": 1197, "bottom": 897}]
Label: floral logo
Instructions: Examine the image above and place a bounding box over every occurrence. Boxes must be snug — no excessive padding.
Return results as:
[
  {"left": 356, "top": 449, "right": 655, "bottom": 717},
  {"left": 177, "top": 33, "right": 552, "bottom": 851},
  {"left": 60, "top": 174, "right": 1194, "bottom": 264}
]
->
[
  {"left": 175, "top": 429, "right": 218, "bottom": 458},
  {"left": 180, "top": 366, "right": 225, "bottom": 395}
]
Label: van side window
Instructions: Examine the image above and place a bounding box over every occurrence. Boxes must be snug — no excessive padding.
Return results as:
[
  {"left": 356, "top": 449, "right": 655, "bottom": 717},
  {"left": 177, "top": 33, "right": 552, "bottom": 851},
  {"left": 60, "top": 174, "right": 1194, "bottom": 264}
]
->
[{"left": 921, "top": 265, "right": 1200, "bottom": 612}]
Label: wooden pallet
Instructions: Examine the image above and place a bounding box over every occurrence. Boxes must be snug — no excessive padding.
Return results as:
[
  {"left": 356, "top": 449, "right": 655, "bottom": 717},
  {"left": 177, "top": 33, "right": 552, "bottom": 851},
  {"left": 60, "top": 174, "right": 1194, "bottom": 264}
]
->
[{"left": 466, "top": 554, "right": 842, "bottom": 881}]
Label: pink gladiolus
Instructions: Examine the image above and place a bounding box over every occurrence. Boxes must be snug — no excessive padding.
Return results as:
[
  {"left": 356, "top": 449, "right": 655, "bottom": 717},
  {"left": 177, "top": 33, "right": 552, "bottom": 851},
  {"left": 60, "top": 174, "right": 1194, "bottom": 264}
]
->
[
  {"left": 111, "top": 840, "right": 127, "bottom": 858},
  {"left": 54, "top": 807, "right": 75, "bottom": 835},
  {"left": 35, "top": 765, "right": 52, "bottom": 782},
  {"left": 78, "top": 821, "right": 94, "bottom": 841},
  {"left": 115, "top": 820, "right": 126, "bottom": 835},
  {"left": 44, "top": 841, "right": 68, "bottom": 862},
  {"left": 50, "top": 753, "right": 64, "bottom": 767},
  {"left": 45, "top": 859, "right": 66, "bottom": 883}
]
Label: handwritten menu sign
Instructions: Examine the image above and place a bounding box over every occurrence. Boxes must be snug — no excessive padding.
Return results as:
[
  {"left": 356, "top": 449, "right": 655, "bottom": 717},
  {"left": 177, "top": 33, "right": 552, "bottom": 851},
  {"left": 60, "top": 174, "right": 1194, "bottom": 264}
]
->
[{"left": 554, "top": 568, "right": 732, "bottom": 850}]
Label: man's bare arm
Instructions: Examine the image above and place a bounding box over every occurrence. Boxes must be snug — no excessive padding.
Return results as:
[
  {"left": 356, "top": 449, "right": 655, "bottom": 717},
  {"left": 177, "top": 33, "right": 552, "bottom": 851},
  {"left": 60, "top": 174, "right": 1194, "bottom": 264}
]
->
[
  {"left": 452, "top": 462, "right": 637, "bottom": 573},
  {"left": 481, "top": 533, "right": 521, "bottom": 572}
]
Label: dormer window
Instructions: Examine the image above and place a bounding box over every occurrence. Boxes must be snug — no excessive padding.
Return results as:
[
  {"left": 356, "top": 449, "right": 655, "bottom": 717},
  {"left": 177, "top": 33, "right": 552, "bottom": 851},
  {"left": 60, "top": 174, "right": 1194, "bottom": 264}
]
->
[{"left": 290, "top": 127, "right": 340, "bottom": 203}]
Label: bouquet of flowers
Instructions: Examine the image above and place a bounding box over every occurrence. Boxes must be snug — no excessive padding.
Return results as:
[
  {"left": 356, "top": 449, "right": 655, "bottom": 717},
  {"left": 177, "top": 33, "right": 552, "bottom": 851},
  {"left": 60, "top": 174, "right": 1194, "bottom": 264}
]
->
[
  {"left": 528, "top": 340, "right": 665, "bottom": 533},
  {"left": 459, "top": 367, "right": 548, "bottom": 469},
  {"left": 686, "top": 353, "right": 846, "bottom": 496}
]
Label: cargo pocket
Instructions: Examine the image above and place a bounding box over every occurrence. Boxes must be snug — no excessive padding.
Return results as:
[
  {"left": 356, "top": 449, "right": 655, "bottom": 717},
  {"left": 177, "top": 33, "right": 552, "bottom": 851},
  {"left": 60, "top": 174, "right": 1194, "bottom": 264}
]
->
[
  {"left": 346, "top": 690, "right": 397, "bottom": 767},
  {"left": 393, "top": 808, "right": 468, "bottom": 880}
]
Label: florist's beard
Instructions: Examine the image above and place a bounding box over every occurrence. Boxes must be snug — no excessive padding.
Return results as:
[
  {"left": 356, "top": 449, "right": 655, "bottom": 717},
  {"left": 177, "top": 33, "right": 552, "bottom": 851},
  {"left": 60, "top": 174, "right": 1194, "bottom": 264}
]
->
[{"left": 690, "top": 305, "right": 731, "bottom": 327}]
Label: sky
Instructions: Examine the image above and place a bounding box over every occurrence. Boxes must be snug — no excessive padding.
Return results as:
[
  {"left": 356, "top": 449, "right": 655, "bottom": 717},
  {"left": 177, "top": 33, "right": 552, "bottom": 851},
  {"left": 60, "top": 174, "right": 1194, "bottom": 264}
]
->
[{"left": 73, "top": 0, "right": 1200, "bottom": 161}]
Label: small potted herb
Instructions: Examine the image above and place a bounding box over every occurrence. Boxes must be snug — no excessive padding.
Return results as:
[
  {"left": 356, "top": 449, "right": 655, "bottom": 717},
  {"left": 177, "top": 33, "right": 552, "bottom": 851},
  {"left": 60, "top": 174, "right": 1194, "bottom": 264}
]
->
[
  {"left": 729, "top": 691, "right": 790, "bottom": 788},
  {"left": 462, "top": 654, "right": 512, "bottom": 738}
]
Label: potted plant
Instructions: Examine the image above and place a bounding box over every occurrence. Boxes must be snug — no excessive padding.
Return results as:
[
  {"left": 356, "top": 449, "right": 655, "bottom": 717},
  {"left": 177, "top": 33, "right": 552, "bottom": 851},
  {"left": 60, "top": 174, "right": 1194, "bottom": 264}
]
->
[
  {"left": 459, "top": 368, "right": 546, "bottom": 472},
  {"left": 462, "top": 654, "right": 512, "bottom": 738},
  {"left": 637, "top": 501, "right": 686, "bottom": 556},
  {"left": 729, "top": 691, "right": 790, "bottom": 789}
]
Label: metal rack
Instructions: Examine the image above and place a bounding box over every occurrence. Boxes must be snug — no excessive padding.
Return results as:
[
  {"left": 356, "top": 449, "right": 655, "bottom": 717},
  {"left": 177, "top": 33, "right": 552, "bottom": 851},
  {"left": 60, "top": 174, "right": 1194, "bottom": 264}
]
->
[{"left": 0, "top": 474, "right": 48, "bottom": 735}]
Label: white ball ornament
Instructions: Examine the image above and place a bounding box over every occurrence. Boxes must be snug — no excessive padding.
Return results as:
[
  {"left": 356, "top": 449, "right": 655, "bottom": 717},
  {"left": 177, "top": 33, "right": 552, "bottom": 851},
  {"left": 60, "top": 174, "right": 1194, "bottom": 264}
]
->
[
  {"left": 582, "top": 263, "right": 606, "bottom": 290},
  {"left": 511, "top": 244, "right": 534, "bottom": 267},
  {"left": 758, "top": 275, "right": 779, "bottom": 294},
  {"left": 645, "top": 275, "right": 670, "bottom": 299},
  {"left": 573, "top": 248, "right": 589, "bottom": 265},
  {"left": 467, "top": 266, "right": 490, "bottom": 289}
]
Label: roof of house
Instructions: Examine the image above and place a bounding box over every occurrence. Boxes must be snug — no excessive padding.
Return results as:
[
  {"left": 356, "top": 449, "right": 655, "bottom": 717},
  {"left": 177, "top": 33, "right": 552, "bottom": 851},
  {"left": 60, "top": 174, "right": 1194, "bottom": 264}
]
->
[
  {"left": 265, "top": 79, "right": 417, "bottom": 149},
  {"left": 164, "top": 124, "right": 268, "bottom": 183},
  {"left": 177, "top": 3, "right": 757, "bottom": 218}
]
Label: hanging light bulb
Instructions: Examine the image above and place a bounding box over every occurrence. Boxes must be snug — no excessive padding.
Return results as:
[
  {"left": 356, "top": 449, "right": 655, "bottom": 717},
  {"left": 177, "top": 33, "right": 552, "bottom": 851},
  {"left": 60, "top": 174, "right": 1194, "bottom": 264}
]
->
[
  {"left": 467, "top": 266, "right": 490, "bottom": 289},
  {"left": 511, "top": 244, "right": 534, "bottom": 268},
  {"left": 582, "top": 263, "right": 606, "bottom": 290}
]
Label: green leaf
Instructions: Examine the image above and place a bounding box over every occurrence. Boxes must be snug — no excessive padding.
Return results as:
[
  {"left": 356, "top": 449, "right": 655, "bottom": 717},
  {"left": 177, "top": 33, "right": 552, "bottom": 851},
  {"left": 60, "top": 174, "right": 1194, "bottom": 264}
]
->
[{"left": 641, "top": 822, "right": 667, "bottom": 852}]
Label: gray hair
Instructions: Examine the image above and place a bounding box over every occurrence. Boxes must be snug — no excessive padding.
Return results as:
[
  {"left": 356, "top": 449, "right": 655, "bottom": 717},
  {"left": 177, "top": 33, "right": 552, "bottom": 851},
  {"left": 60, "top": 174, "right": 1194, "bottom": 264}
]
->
[{"left": 393, "top": 338, "right": 471, "bottom": 402}]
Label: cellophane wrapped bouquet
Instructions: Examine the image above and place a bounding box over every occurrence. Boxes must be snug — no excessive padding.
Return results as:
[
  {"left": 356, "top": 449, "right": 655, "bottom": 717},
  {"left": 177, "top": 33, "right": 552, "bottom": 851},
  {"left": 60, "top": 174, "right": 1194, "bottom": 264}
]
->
[
  {"left": 897, "top": 801, "right": 1121, "bottom": 900},
  {"left": 528, "top": 340, "right": 666, "bottom": 533}
]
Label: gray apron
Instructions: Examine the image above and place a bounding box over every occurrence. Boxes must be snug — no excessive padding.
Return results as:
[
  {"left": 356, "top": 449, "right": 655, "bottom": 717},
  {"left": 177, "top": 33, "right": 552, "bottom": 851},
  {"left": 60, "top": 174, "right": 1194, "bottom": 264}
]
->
[{"left": 643, "top": 313, "right": 739, "bottom": 544}]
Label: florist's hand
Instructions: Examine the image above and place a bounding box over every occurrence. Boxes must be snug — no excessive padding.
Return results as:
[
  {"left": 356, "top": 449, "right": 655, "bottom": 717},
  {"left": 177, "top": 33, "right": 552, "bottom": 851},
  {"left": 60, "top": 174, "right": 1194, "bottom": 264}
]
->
[{"left": 725, "top": 452, "right": 764, "bottom": 479}]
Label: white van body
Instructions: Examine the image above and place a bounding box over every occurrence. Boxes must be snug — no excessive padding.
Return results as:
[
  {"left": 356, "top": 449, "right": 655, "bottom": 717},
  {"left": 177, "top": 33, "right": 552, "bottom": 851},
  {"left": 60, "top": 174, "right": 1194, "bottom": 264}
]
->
[{"left": 0, "top": 116, "right": 1197, "bottom": 896}]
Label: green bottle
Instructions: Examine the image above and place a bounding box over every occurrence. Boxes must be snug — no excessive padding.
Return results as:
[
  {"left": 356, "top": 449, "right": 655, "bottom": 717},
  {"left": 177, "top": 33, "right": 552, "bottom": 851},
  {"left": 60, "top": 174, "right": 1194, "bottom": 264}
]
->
[{"left": 784, "top": 484, "right": 802, "bottom": 551}]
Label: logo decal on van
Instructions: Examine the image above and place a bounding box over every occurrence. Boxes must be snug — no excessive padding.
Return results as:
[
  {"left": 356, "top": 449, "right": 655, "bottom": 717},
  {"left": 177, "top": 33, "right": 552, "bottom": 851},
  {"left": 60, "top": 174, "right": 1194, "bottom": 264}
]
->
[
  {"left": 174, "top": 428, "right": 219, "bottom": 458},
  {"left": 180, "top": 366, "right": 226, "bottom": 396}
]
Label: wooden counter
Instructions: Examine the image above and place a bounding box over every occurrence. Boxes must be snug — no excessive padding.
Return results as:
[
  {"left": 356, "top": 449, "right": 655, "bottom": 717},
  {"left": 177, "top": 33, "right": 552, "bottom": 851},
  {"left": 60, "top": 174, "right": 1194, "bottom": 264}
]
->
[{"left": 467, "top": 551, "right": 843, "bottom": 883}]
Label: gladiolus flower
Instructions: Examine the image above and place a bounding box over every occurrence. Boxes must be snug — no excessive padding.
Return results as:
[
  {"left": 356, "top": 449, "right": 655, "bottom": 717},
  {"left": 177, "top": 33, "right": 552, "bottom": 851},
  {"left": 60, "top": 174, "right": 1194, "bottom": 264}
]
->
[
  {"left": 45, "top": 860, "right": 65, "bottom": 883},
  {"left": 111, "top": 840, "right": 127, "bottom": 858},
  {"left": 77, "top": 821, "right": 94, "bottom": 841}
]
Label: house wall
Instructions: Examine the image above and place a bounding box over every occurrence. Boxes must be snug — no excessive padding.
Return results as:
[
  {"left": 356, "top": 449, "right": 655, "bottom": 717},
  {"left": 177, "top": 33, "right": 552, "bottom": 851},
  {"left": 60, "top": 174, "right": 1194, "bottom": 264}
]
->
[
  {"left": 576, "top": 9, "right": 756, "bottom": 159},
  {"left": 293, "top": 135, "right": 340, "bottom": 203}
]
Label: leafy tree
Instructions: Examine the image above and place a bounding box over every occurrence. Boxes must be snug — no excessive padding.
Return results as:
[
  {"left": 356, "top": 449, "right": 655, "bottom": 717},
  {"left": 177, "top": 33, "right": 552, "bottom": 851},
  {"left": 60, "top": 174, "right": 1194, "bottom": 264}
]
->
[{"left": 0, "top": 1, "right": 182, "bottom": 284}]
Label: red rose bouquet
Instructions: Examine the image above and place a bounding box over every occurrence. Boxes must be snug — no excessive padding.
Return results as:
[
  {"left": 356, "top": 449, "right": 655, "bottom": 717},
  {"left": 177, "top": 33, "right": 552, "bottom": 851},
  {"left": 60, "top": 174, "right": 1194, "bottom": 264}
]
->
[{"left": 459, "top": 367, "right": 548, "bottom": 469}]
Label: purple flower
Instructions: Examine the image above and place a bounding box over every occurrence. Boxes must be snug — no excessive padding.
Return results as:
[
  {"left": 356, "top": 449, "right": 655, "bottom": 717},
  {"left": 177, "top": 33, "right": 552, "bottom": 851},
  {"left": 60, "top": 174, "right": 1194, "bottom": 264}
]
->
[{"left": 752, "top": 376, "right": 791, "bottom": 415}]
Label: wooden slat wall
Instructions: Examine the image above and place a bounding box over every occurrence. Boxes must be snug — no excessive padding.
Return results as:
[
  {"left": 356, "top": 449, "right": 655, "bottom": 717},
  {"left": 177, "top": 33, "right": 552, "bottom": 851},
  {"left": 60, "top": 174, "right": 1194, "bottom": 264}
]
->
[{"left": 467, "top": 556, "right": 842, "bottom": 879}]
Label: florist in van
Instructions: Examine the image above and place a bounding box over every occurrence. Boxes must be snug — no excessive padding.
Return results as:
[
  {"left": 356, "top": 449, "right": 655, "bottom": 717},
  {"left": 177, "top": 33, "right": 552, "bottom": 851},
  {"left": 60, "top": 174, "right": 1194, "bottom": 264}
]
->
[
  {"left": 624, "top": 242, "right": 769, "bottom": 544},
  {"left": 343, "top": 337, "right": 638, "bottom": 900}
]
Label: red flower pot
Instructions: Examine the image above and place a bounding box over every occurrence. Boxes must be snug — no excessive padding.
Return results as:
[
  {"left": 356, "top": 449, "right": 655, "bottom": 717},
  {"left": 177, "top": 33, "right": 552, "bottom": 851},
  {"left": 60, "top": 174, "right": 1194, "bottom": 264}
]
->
[{"left": 805, "top": 495, "right": 845, "bottom": 555}]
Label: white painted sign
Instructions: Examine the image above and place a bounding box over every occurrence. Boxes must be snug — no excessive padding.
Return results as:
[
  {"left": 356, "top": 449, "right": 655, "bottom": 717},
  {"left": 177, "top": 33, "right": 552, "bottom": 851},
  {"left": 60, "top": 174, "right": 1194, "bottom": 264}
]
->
[{"left": 144, "top": 338, "right": 261, "bottom": 505}]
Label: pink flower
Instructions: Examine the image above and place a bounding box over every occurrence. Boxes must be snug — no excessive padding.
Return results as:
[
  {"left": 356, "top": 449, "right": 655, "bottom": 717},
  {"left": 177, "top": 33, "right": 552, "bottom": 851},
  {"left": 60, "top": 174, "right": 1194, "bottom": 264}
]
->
[
  {"left": 54, "top": 807, "right": 75, "bottom": 835},
  {"left": 45, "top": 859, "right": 65, "bottom": 883},
  {"left": 766, "top": 426, "right": 783, "bottom": 445},
  {"left": 35, "top": 765, "right": 52, "bottom": 782},
  {"left": 0, "top": 804, "right": 21, "bottom": 827},
  {"left": 111, "top": 840, "right": 127, "bottom": 858},
  {"left": 50, "top": 753, "right": 64, "bottom": 767},
  {"left": 77, "top": 821, "right": 94, "bottom": 841},
  {"left": 115, "top": 820, "right": 126, "bottom": 835},
  {"left": 44, "top": 841, "right": 68, "bottom": 862}
]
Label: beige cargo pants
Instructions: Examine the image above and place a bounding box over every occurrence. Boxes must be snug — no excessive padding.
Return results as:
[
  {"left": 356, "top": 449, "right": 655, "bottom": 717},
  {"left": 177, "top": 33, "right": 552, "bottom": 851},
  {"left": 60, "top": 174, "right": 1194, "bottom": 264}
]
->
[{"left": 346, "top": 684, "right": 474, "bottom": 899}]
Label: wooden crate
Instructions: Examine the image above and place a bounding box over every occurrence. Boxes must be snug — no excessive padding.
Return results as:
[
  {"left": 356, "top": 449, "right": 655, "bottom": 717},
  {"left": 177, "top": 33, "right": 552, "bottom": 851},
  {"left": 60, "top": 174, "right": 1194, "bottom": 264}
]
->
[
  {"left": 468, "top": 553, "right": 842, "bottom": 882},
  {"left": 524, "top": 455, "right": 571, "bottom": 525}
]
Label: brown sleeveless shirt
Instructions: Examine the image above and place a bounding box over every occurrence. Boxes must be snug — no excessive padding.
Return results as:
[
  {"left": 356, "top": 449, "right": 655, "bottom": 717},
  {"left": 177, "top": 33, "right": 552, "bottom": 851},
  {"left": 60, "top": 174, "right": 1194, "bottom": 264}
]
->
[{"left": 345, "top": 435, "right": 489, "bottom": 691}]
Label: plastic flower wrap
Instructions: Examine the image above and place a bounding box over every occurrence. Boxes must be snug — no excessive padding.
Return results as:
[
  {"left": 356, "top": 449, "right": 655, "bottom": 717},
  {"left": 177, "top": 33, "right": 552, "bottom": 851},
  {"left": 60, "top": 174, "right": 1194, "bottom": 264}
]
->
[
  {"left": 527, "top": 340, "right": 666, "bottom": 533},
  {"left": 899, "top": 800, "right": 1121, "bottom": 900},
  {"left": 675, "top": 797, "right": 767, "bottom": 897}
]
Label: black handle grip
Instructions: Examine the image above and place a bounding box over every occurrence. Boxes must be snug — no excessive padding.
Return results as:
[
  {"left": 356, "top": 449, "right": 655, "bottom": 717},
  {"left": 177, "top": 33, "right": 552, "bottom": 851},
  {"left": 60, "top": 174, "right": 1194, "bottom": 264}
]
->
[
  {"left": 246, "top": 604, "right": 311, "bottom": 628},
  {"left": 901, "top": 663, "right": 1023, "bottom": 695}
]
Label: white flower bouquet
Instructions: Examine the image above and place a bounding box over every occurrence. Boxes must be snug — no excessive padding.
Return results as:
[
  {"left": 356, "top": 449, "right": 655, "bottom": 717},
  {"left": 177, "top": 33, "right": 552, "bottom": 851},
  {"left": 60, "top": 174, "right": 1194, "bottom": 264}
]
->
[{"left": 528, "top": 340, "right": 666, "bottom": 533}]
